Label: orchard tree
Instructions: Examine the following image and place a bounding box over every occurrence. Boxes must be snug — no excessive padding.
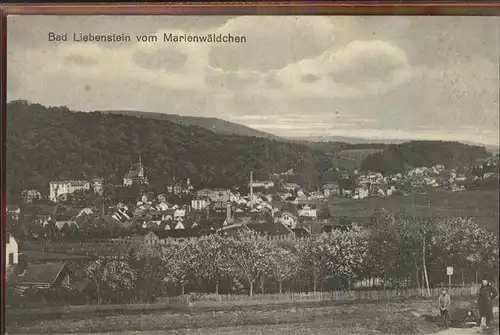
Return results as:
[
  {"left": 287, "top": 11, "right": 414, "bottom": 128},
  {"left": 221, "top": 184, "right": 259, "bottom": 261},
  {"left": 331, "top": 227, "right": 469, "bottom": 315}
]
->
[
  {"left": 84, "top": 258, "right": 138, "bottom": 305},
  {"left": 160, "top": 239, "right": 192, "bottom": 295},
  {"left": 433, "top": 217, "right": 499, "bottom": 283},
  {"left": 268, "top": 241, "right": 299, "bottom": 293},
  {"left": 297, "top": 236, "right": 329, "bottom": 292},
  {"left": 196, "top": 234, "right": 231, "bottom": 295},
  {"left": 369, "top": 208, "right": 398, "bottom": 289},
  {"left": 319, "top": 224, "right": 370, "bottom": 288},
  {"left": 226, "top": 230, "right": 271, "bottom": 296}
]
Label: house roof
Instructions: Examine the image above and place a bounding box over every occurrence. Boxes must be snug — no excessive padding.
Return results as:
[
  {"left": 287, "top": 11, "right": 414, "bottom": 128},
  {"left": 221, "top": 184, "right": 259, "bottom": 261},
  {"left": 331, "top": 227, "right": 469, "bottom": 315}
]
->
[
  {"left": 323, "top": 183, "right": 340, "bottom": 189},
  {"left": 71, "top": 278, "right": 94, "bottom": 292},
  {"left": 291, "top": 227, "right": 311, "bottom": 238},
  {"left": 296, "top": 220, "right": 329, "bottom": 235},
  {"left": 246, "top": 222, "right": 293, "bottom": 235},
  {"left": 14, "top": 262, "right": 68, "bottom": 285},
  {"left": 124, "top": 170, "right": 140, "bottom": 179},
  {"left": 296, "top": 199, "right": 320, "bottom": 206}
]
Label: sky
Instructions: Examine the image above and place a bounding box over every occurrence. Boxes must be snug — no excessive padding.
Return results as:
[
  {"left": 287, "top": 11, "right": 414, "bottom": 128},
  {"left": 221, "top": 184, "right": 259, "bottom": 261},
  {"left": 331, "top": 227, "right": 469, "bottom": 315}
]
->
[{"left": 7, "top": 15, "right": 500, "bottom": 147}]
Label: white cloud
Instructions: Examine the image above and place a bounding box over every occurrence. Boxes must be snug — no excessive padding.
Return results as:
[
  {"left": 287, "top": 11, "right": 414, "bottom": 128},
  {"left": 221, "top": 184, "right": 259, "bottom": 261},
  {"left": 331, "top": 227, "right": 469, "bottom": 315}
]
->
[{"left": 6, "top": 16, "right": 499, "bottom": 146}]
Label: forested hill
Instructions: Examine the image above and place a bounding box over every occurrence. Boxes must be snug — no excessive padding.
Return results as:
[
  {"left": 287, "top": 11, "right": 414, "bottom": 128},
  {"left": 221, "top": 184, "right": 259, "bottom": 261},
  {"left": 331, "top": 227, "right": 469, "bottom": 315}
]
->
[
  {"left": 5, "top": 101, "right": 331, "bottom": 197},
  {"left": 361, "top": 141, "right": 489, "bottom": 174},
  {"left": 98, "top": 110, "right": 278, "bottom": 139},
  {"left": 6, "top": 101, "right": 491, "bottom": 198}
]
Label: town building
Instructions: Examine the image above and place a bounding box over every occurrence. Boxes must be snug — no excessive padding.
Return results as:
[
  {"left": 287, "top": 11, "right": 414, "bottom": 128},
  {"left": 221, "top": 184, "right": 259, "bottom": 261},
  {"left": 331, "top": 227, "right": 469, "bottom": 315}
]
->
[
  {"left": 10, "top": 262, "right": 71, "bottom": 289},
  {"left": 296, "top": 201, "right": 318, "bottom": 219},
  {"left": 197, "top": 188, "right": 231, "bottom": 203},
  {"left": 6, "top": 234, "right": 19, "bottom": 266},
  {"left": 166, "top": 178, "right": 194, "bottom": 195},
  {"left": 91, "top": 178, "right": 104, "bottom": 195},
  {"left": 322, "top": 183, "right": 340, "bottom": 197},
  {"left": 282, "top": 183, "right": 300, "bottom": 191},
  {"left": 49, "top": 180, "right": 90, "bottom": 202},
  {"left": 123, "top": 155, "right": 149, "bottom": 187},
  {"left": 191, "top": 196, "right": 210, "bottom": 211},
  {"left": 6, "top": 205, "right": 21, "bottom": 221},
  {"left": 250, "top": 180, "right": 275, "bottom": 189},
  {"left": 21, "top": 189, "right": 42, "bottom": 203}
]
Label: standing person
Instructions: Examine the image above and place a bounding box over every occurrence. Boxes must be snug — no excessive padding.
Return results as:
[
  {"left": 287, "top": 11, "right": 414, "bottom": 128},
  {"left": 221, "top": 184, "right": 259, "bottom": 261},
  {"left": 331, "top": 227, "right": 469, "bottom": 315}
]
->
[
  {"left": 438, "top": 287, "right": 452, "bottom": 328},
  {"left": 478, "top": 276, "right": 498, "bottom": 327}
]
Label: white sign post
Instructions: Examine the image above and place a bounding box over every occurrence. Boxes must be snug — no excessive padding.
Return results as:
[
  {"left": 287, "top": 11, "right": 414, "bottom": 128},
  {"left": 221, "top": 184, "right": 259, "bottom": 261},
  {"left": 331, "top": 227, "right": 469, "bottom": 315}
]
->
[{"left": 446, "top": 267, "right": 453, "bottom": 290}]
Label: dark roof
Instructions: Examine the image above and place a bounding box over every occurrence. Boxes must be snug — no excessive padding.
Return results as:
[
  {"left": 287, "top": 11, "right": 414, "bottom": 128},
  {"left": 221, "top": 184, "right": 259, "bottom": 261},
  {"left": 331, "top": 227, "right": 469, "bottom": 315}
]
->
[
  {"left": 296, "top": 199, "right": 320, "bottom": 206},
  {"left": 291, "top": 227, "right": 311, "bottom": 238},
  {"left": 246, "top": 222, "right": 293, "bottom": 235},
  {"left": 124, "top": 170, "right": 139, "bottom": 179},
  {"left": 272, "top": 201, "right": 299, "bottom": 216},
  {"left": 71, "top": 278, "right": 94, "bottom": 292},
  {"left": 234, "top": 211, "right": 266, "bottom": 219},
  {"left": 296, "top": 220, "right": 327, "bottom": 235},
  {"left": 14, "top": 262, "right": 67, "bottom": 284}
]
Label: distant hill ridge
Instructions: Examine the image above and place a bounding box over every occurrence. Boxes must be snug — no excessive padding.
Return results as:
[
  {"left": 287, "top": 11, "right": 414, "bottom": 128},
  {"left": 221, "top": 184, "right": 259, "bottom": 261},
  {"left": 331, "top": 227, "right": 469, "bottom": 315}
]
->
[
  {"left": 97, "top": 110, "right": 279, "bottom": 139},
  {"left": 6, "top": 101, "right": 492, "bottom": 199}
]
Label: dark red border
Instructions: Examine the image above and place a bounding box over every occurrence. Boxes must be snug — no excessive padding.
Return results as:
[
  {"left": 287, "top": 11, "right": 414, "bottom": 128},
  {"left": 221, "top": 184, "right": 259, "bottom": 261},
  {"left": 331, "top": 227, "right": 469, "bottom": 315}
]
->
[
  {"left": 1, "top": 6, "right": 6, "bottom": 334},
  {"left": 1, "top": 2, "right": 500, "bottom": 334},
  {"left": 1, "top": 2, "right": 500, "bottom": 15}
]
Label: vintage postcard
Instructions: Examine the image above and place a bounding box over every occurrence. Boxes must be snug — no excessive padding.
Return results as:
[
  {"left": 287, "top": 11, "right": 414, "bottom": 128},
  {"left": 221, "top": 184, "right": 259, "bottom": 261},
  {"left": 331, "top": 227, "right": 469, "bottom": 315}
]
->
[{"left": 3, "top": 7, "right": 500, "bottom": 335}]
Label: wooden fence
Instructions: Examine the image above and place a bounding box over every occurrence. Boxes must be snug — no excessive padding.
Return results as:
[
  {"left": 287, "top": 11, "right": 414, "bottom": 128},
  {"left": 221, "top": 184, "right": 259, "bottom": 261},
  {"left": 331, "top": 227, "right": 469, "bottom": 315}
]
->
[{"left": 158, "top": 285, "right": 480, "bottom": 304}]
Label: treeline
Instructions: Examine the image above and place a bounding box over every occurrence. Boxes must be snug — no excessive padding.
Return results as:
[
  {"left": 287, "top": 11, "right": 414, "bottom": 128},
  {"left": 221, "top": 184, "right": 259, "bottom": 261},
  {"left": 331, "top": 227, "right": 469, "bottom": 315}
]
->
[
  {"left": 361, "top": 141, "right": 489, "bottom": 174},
  {"left": 70, "top": 215, "right": 500, "bottom": 304},
  {"left": 6, "top": 101, "right": 332, "bottom": 198},
  {"left": 8, "top": 214, "right": 498, "bottom": 306}
]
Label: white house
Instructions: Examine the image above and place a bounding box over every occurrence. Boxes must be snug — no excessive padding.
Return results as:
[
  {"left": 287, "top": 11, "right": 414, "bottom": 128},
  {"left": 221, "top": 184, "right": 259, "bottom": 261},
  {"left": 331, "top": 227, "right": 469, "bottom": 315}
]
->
[
  {"left": 173, "top": 208, "right": 186, "bottom": 221},
  {"left": 21, "top": 189, "right": 42, "bottom": 203},
  {"left": 49, "top": 180, "right": 90, "bottom": 202},
  {"left": 91, "top": 178, "right": 104, "bottom": 195},
  {"left": 283, "top": 183, "right": 300, "bottom": 191},
  {"left": 322, "top": 183, "right": 340, "bottom": 197},
  {"left": 6, "top": 234, "right": 19, "bottom": 266},
  {"left": 250, "top": 181, "right": 275, "bottom": 189},
  {"left": 191, "top": 197, "right": 210, "bottom": 211},
  {"left": 275, "top": 212, "right": 298, "bottom": 229},
  {"left": 353, "top": 187, "right": 369, "bottom": 200},
  {"left": 297, "top": 203, "right": 318, "bottom": 219}
]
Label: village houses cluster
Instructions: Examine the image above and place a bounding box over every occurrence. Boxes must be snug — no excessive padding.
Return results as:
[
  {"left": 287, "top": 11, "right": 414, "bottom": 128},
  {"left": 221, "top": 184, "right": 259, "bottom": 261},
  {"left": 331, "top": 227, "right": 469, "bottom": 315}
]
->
[{"left": 8, "top": 155, "right": 499, "bottom": 246}]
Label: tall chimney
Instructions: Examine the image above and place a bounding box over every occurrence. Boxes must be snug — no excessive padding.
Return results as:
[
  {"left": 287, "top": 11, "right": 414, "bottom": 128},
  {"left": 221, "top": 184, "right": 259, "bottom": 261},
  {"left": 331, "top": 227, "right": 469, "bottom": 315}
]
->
[
  {"left": 226, "top": 201, "right": 232, "bottom": 224},
  {"left": 250, "top": 170, "right": 253, "bottom": 203}
]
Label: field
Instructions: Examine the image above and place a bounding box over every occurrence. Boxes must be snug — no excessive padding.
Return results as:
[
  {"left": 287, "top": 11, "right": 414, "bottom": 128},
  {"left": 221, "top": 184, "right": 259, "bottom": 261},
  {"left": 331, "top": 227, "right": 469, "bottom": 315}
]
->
[
  {"left": 24, "top": 241, "right": 135, "bottom": 258},
  {"left": 327, "top": 190, "right": 499, "bottom": 234},
  {"left": 6, "top": 297, "right": 499, "bottom": 335},
  {"left": 23, "top": 251, "right": 93, "bottom": 262}
]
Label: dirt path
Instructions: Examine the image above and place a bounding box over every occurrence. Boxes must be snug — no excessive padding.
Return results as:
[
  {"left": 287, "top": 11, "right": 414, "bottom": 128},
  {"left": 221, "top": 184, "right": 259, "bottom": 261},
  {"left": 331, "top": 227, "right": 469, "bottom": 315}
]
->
[
  {"left": 431, "top": 326, "right": 499, "bottom": 335},
  {"left": 432, "top": 328, "right": 481, "bottom": 335}
]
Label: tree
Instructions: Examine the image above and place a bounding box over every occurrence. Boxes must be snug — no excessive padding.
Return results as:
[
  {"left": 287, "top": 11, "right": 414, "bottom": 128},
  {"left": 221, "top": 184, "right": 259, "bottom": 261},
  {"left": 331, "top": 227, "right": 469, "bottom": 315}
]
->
[
  {"left": 368, "top": 208, "right": 398, "bottom": 289},
  {"left": 318, "top": 224, "right": 370, "bottom": 289},
  {"left": 84, "top": 258, "right": 138, "bottom": 305},
  {"left": 226, "top": 230, "right": 271, "bottom": 296},
  {"left": 195, "top": 234, "right": 231, "bottom": 295},
  {"left": 297, "top": 236, "right": 329, "bottom": 292},
  {"left": 160, "top": 240, "right": 192, "bottom": 295},
  {"left": 433, "top": 217, "right": 499, "bottom": 284},
  {"left": 268, "top": 241, "right": 299, "bottom": 293}
]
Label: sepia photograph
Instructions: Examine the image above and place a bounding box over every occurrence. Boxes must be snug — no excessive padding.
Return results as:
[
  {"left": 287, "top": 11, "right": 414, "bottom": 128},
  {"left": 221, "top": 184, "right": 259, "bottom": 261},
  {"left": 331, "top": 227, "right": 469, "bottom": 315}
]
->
[{"left": 4, "top": 12, "right": 500, "bottom": 335}]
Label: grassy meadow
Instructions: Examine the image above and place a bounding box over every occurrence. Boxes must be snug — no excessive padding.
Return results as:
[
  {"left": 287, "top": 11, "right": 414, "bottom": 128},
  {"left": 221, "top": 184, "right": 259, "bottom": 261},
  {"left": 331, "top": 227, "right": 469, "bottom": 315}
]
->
[
  {"left": 328, "top": 190, "right": 499, "bottom": 235},
  {"left": 5, "top": 298, "right": 446, "bottom": 334}
]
